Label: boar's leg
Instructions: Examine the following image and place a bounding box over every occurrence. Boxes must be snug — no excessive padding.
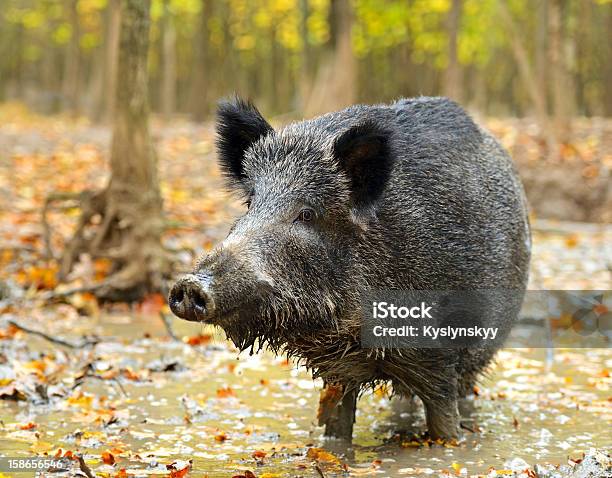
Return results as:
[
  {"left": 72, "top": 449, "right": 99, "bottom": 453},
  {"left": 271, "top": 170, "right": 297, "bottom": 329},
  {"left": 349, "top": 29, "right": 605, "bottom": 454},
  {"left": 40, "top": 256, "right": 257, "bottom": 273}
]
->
[
  {"left": 413, "top": 366, "right": 460, "bottom": 440},
  {"left": 423, "top": 397, "right": 460, "bottom": 440},
  {"left": 322, "top": 388, "right": 358, "bottom": 440}
]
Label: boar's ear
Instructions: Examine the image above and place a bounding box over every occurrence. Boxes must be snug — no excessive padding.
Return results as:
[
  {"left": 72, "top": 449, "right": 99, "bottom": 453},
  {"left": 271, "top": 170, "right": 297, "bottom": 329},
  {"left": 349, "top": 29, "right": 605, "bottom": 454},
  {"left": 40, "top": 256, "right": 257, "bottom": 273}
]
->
[
  {"left": 216, "top": 96, "right": 273, "bottom": 185},
  {"left": 332, "top": 120, "right": 391, "bottom": 206}
]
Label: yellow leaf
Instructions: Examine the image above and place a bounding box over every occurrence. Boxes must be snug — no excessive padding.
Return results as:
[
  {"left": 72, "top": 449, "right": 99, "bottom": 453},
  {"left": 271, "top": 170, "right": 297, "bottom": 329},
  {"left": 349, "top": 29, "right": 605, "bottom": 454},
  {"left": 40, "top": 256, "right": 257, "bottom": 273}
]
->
[
  {"left": 30, "top": 441, "right": 53, "bottom": 453},
  {"left": 565, "top": 235, "right": 579, "bottom": 248},
  {"left": 67, "top": 393, "right": 93, "bottom": 408},
  {"left": 306, "top": 447, "right": 340, "bottom": 464}
]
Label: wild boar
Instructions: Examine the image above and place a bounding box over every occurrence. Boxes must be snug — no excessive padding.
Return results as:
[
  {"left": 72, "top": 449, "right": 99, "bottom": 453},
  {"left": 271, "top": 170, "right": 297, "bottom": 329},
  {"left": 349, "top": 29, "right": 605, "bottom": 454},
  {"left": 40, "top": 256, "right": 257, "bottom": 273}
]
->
[{"left": 169, "top": 96, "right": 531, "bottom": 440}]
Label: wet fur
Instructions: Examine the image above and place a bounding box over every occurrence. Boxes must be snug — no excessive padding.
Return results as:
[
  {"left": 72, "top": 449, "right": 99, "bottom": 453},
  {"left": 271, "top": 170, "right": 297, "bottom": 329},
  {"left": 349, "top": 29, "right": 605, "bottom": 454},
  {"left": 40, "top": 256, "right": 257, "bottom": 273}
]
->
[{"left": 204, "top": 96, "right": 531, "bottom": 440}]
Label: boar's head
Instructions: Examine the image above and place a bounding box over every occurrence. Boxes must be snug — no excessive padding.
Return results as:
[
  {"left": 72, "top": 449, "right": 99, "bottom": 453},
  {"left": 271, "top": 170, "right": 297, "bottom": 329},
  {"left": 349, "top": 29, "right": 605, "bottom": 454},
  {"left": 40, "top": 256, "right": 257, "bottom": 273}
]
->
[{"left": 169, "top": 97, "right": 392, "bottom": 352}]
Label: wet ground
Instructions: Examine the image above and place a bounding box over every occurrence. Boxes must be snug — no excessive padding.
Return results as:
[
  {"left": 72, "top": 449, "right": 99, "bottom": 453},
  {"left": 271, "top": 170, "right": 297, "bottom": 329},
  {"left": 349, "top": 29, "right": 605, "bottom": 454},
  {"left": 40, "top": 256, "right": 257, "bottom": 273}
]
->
[
  {"left": 0, "top": 304, "right": 609, "bottom": 477},
  {"left": 0, "top": 111, "right": 610, "bottom": 476}
]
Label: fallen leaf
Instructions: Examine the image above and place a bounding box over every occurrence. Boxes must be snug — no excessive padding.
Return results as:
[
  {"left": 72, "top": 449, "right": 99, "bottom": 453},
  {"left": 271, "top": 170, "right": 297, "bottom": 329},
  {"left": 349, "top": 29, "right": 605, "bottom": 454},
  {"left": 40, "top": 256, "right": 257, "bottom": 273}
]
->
[
  {"left": 317, "top": 383, "right": 343, "bottom": 425},
  {"left": 306, "top": 447, "right": 340, "bottom": 464},
  {"left": 216, "top": 387, "right": 235, "bottom": 398},
  {"left": 102, "top": 451, "right": 115, "bottom": 465},
  {"left": 184, "top": 334, "right": 212, "bottom": 346}
]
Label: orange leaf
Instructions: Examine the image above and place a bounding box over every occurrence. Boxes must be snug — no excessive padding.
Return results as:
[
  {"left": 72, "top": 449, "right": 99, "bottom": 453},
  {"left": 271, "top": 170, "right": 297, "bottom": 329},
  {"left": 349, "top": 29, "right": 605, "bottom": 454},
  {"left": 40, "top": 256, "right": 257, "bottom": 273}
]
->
[
  {"left": 184, "top": 334, "right": 212, "bottom": 346},
  {"left": 170, "top": 468, "right": 190, "bottom": 478},
  {"left": 0, "top": 324, "right": 18, "bottom": 340},
  {"left": 102, "top": 451, "right": 115, "bottom": 465},
  {"left": 252, "top": 450, "right": 267, "bottom": 460},
  {"left": 166, "top": 461, "right": 191, "bottom": 478},
  {"left": 317, "top": 383, "right": 343, "bottom": 425},
  {"left": 593, "top": 304, "right": 608, "bottom": 315},
  {"left": 216, "top": 387, "right": 235, "bottom": 398},
  {"left": 122, "top": 368, "right": 141, "bottom": 381}
]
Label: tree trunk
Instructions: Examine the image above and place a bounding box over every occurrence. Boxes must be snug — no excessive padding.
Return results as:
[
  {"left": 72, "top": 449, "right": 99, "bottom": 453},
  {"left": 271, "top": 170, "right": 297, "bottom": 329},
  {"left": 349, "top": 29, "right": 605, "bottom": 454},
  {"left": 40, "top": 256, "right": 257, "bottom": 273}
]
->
[
  {"left": 59, "top": 0, "right": 168, "bottom": 301},
  {"left": 332, "top": 0, "right": 356, "bottom": 108},
  {"left": 443, "top": 0, "right": 462, "bottom": 102},
  {"left": 535, "top": 0, "right": 548, "bottom": 113},
  {"left": 103, "top": 0, "right": 121, "bottom": 123},
  {"left": 298, "top": 0, "right": 313, "bottom": 114},
  {"left": 498, "top": 1, "right": 556, "bottom": 150},
  {"left": 62, "top": 0, "right": 80, "bottom": 115},
  {"left": 549, "top": 0, "right": 573, "bottom": 143},
  {"left": 605, "top": 3, "right": 612, "bottom": 116},
  {"left": 471, "top": 66, "right": 487, "bottom": 114},
  {"left": 190, "top": 0, "right": 210, "bottom": 121},
  {"left": 161, "top": 0, "right": 177, "bottom": 119},
  {"left": 305, "top": 0, "right": 356, "bottom": 116}
]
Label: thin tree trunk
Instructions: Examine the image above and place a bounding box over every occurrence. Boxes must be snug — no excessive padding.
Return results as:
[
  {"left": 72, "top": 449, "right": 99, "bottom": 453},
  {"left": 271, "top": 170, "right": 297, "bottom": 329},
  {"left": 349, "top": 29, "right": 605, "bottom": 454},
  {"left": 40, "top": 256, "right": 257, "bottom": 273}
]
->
[
  {"left": 190, "top": 0, "right": 210, "bottom": 121},
  {"left": 103, "top": 0, "right": 121, "bottom": 123},
  {"left": 161, "top": 0, "right": 177, "bottom": 119},
  {"left": 333, "top": 0, "right": 356, "bottom": 107},
  {"left": 305, "top": 0, "right": 355, "bottom": 116},
  {"left": 498, "top": 1, "right": 555, "bottom": 150},
  {"left": 575, "top": 0, "right": 591, "bottom": 115},
  {"left": 443, "top": 0, "right": 462, "bottom": 102},
  {"left": 86, "top": 45, "right": 105, "bottom": 119},
  {"left": 605, "top": 3, "right": 612, "bottom": 116},
  {"left": 472, "top": 66, "right": 487, "bottom": 114},
  {"left": 535, "top": 0, "right": 548, "bottom": 113},
  {"left": 62, "top": 0, "right": 80, "bottom": 115},
  {"left": 298, "top": 0, "right": 313, "bottom": 114},
  {"left": 549, "top": 0, "right": 572, "bottom": 143}
]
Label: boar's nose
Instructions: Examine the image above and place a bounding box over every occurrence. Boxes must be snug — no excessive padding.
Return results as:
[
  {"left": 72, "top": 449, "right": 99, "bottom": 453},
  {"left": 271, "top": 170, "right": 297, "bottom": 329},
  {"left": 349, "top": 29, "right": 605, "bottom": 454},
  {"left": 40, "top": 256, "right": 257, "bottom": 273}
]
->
[{"left": 168, "top": 274, "right": 214, "bottom": 322}]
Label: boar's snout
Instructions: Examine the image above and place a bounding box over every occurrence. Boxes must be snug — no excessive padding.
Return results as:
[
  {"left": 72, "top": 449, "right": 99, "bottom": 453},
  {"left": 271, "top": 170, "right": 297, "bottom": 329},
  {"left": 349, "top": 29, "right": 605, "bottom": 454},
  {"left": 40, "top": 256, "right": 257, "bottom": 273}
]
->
[{"left": 168, "top": 274, "right": 215, "bottom": 322}]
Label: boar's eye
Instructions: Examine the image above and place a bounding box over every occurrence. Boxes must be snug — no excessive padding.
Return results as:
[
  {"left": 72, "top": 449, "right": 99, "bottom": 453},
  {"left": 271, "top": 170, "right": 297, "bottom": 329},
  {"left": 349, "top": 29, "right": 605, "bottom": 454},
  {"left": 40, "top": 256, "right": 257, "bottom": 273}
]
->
[{"left": 295, "top": 208, "right": 315, "bottom": 223}]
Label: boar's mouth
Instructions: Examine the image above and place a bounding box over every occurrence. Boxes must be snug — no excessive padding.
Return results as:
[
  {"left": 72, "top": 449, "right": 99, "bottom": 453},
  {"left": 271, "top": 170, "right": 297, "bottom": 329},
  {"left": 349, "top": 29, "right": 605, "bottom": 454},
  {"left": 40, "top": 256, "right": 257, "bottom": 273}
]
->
[{"left": 169, "top": 274, "right": 333, "bottom": 353}]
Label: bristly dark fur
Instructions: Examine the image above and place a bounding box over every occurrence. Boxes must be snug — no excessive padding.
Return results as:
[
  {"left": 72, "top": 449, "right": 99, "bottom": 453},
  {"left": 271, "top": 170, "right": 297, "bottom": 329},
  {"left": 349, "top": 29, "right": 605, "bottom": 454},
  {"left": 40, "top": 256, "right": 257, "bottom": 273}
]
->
[
  {"left": 215, "top": 95, "right": 274, "bottom": 189},
  {"left": 186, "top": 95, "right": 531, "bottom": 441},
  {"left": 333, "top": 120, "right": 392, "bottom": 206}
]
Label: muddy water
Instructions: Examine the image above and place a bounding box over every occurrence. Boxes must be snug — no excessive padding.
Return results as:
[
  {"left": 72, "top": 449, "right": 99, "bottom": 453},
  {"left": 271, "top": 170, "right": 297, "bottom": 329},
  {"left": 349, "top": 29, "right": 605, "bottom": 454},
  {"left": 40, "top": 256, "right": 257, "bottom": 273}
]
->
[
  {"left": 0, "top": 311, "right": 609, "bottom": 477},
  {"left": 0, "top": 213, "right": 610, "bottom": 476}
]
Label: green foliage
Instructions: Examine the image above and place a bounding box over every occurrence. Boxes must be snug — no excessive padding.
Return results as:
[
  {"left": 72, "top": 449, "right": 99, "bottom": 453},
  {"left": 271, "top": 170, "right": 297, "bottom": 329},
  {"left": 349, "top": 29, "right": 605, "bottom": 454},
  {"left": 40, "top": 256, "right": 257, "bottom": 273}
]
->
[{"left": 0, "top": 0, "right": 608, "bottom": 117}]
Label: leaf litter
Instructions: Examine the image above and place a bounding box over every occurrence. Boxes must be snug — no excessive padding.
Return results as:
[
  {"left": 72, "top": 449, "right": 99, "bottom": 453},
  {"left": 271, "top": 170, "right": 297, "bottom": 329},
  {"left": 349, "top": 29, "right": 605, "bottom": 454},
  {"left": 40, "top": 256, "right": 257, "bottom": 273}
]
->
[{"left": 0, "top": 108, "right": 610, "bottom": 476}]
